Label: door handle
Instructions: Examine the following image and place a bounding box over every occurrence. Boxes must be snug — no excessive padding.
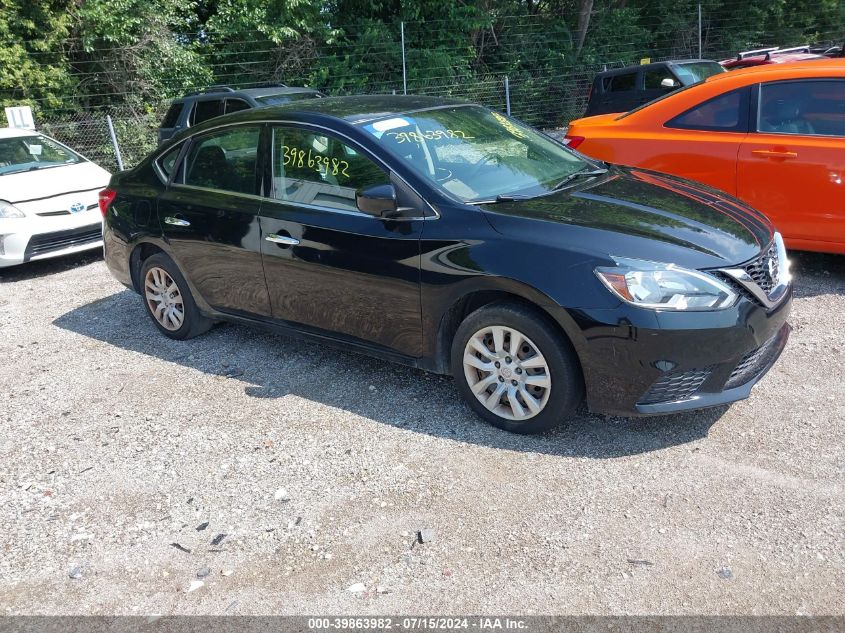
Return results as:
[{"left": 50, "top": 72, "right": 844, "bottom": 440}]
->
[
  {"left": 265, "top": 233, "right": 300, "bottom": 246},
  {"left": 751, "top": 149, "right": 798, "bottom": 159},
  {"left": 164, "top": 216, "right": 191, "bottom": 227}
]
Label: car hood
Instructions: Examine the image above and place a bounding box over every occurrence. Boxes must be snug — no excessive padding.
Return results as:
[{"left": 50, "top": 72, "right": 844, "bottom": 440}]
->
[
  {"left": 1, "top": 161, "right": 111, "bottom": 204},
  {"left": 480, "top": 166, "right": 773, "bottom": 268}
]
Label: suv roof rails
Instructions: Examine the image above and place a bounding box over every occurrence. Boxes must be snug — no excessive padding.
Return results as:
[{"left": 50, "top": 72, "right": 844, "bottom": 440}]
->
[
  {"left": 184, "top": 85, "right": 236, "bottom": 97},
  {"left": 767, "top": 45, "right": 811, "bottom": 57},
  {"left": 249, "top": 82, "right": 290, "bottom": 89},
  {"left": 737, "top": 47, "right": 779, "bottom": 60}
]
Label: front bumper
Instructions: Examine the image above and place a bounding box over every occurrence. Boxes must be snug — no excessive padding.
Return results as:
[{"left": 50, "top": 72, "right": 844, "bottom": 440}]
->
[
  {"left": 567, "top": 286, "right": 793, "bottom": 417},
  {"left": 0, "top": 211, "right": 103, "bottom": 268}
]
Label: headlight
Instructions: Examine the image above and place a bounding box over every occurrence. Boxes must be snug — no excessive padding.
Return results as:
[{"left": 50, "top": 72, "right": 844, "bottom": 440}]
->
[
  {"left": 595, "top": 257, "right": 737, "bottom": 311},
  {"left": 0, "top": 200, "right": 25, "bottom": 219}
]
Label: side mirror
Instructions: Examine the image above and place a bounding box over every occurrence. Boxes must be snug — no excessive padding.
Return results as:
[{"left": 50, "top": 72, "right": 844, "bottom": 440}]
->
[
  {"left": 660, "top": 77, "right": 680, "bottom": 89},
  {"left": 356, "top": 183, "right": 397, "bottom": 217}
]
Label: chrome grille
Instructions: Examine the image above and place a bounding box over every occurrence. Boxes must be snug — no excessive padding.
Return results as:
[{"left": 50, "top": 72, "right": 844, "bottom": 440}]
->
[
  {"left": 743, "top": 241, "right": 779, "bottom": 294},
  {"left": 36, "top": 203, "right": 97, "bottom": 217},
  {"left": 638, "top": 367, "right": 713, "bottom": 405}
]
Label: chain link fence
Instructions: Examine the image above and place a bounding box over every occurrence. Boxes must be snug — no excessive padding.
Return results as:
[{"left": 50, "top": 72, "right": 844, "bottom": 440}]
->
[
  {"left": 37, "top": 108, "right": 164, "bottom": 173},
  {"left": 24, "top": 15, "right": 844, "bottom": 173}
]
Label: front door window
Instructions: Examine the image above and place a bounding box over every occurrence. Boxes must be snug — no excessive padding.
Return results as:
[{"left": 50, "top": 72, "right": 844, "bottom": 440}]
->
[{"left": 271, "top": 127, "right": 390, "bottom": 212}]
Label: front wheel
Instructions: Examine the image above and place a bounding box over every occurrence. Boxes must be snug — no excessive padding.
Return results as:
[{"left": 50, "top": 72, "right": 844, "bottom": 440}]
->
[{"left": 451, "top": 303, "right": 583, "bottom": 434}]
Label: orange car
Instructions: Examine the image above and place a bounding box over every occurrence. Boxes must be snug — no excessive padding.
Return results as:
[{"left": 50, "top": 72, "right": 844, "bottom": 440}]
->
[{"left": 566, "top": 59, "right": 845, "bottom": 254}]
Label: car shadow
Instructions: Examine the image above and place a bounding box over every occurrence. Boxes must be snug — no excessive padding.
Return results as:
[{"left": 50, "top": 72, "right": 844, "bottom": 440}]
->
[
  {"left": 53, "top": 289, "right": 728, "bottom": 459},
  {"left": 0, "top": 250, "right": 103, "bottom": 283},
  {"left": 789, "top": 250, "right": 845, "bottom": 298}
]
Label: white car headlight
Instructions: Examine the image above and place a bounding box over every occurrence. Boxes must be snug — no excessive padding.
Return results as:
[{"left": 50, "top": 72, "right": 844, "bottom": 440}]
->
[
  {"left": 595, "top": 257, "right": 738, "bottom": 311},
  {"left": 0, "top": 200, "right": 25, "bottom": 219}
]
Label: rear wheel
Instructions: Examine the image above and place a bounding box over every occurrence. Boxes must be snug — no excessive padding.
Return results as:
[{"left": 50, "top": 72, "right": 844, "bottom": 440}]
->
[
  {"left": 451, "top": 302, "right": 583, "bottom": 434},
  {"left": 140, "top": 253, "right": 212, "bottom": 340}
]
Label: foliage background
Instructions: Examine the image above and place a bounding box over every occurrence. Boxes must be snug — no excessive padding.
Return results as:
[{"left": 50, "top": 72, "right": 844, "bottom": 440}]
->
[{"left": 1, "top": 0, "right": 842, "bottom": 168}]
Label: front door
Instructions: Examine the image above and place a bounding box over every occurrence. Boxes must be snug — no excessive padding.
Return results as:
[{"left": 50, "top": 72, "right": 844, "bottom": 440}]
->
[
  {"left": 737, "top": 78, "right": 845, "bottom": 248},
  {"left": 259, "top": 124, "right": 424, "bottom": 357},
  {"left": 157, "top": 124, "right": 271, "bottom": 316}
]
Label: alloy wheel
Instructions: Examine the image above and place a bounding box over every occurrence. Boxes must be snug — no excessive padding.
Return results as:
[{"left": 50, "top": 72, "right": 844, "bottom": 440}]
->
[
  {"left": 144, "top": 267, "right": 185, "bottom": 331},
  {"left": 462, "top": 325, "right": 552, "bottom": 421}
]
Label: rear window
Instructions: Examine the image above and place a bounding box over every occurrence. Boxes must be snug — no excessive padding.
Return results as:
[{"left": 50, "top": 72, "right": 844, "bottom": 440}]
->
[
  {"left": 191, "top": 99, "right": 223, "bottom": 125},
  {"left": 161, "top": 103, "right": 183, "bottom": 129},
  {"left": 666, "top": 87, "right": 749, "bottom": 132},
  {"left": 254, "top": 92, "right": 322, "bottom": 106}
]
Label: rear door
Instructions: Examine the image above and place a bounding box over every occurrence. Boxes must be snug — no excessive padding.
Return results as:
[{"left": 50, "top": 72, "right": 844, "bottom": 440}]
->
[
  {"left": 737, "top": 78, "right": 845, "bottom": 247},
  {"left": 157, "top": 124, "right": 271, "bottom": 316},
  {"left": 258, "top": 124, "right": 425, "bottom": 357}
]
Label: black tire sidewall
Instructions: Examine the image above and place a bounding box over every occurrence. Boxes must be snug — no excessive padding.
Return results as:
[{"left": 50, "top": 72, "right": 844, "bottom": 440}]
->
[
  {"left": 451, "top": 302, "right": 584, "bottom": 434},
  {"left": 140, "top": 253, "right": 206, "bottom": 340}
]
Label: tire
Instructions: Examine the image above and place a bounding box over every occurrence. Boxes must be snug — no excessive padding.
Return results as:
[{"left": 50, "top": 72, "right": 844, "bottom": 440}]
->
[
  {"left": 450, "top": 302, "right": 584, "bottom": 434},
  {"left": 139, "top": 253, "right": 212, "bottom": 340}
]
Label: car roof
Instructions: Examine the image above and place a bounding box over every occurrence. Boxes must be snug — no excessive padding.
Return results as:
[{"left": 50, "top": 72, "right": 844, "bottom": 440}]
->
[
  {"left": 179, "top": 86, "right": 322, "bottom": 102},
  {"left": 167, "top": 94, "right": 471, "bottom": 143},
  {"left": 595, "top": 59, "right": 717, "bottom": 77},
  {"left": 229, "top": 86, "right": 322, "bottom": 99},
  {"left": 0, "top": 127, "right": 41, "bottom": 139},
  {"left": 706, "top": 57, "right": 845, "bottom": 82}
]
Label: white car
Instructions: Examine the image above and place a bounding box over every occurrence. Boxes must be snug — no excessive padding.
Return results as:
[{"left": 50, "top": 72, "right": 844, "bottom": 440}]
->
[{"left": 0, "top": 128, "right": 111, "bottom": 267}]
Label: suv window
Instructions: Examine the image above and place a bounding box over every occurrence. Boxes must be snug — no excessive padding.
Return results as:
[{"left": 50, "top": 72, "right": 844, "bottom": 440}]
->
[
  {"left": 271, "top": 126, "right": 389, "bottom": 212},
  {"left": 758, "top": 79, "right": 845, "bottom": 137},
  {"left": 666, "top": 88, "right": 748, "bottom": 132},
  {"left": 644, "top": 68, "right": 678, "bottom": 90},
  {"left": 605, "top": 72, "right": 637, "bottom": 92},
  {"left": 191, "top": 99, "right": 223, "bottom": 125},
  {"left": 225, "top": 98, "right": 250, "bottom": 115},
  {"left": 183, "top": 126, "right": 261, "bottom": 195},
  {"left": 162, "top": 103, "right": 183, "bottom": 129}
]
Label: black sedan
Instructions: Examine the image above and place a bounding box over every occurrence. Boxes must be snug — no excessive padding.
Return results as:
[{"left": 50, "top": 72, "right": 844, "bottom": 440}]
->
[{"left": 100, "top": 95, "right": 792, "bottom": 434}]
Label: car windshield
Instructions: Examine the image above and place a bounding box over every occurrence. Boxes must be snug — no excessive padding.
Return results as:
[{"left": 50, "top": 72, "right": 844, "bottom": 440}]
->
[
  {"left": 674, "top": 61, "right": 725, "bottom": 84},
  {"left": 0, "top": 133, "right": 83, "bottom": 175},
  {"left": 361, "top": 105, "right": 588, "bottom": 202},
  {"left": 254, "top": 92, "right": 321, "bottom": 106}
]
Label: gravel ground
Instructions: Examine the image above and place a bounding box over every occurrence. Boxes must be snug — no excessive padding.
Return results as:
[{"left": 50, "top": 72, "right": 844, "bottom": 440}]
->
[{"left": 0, "top": 249, "right": 843, "bottom": 616}]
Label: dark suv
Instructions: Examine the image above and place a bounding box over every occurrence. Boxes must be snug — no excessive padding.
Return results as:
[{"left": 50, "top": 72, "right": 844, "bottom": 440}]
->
[
  {"left": 583, "top": 60, "right": 724, "bottom": 116},
  {"left": 158, "top": 85, "right": 325, "bottom": 143}
]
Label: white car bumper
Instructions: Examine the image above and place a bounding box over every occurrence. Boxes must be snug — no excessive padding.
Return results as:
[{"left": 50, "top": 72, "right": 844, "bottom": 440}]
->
[{"left": 0, "top": 200, "right": 104, "bottom": 268}]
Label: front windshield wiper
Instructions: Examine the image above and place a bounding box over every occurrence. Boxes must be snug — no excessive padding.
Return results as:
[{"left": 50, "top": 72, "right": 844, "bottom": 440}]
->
[
  {"left": 486, "top": 166, "right": 609, "bottom": 203},
  {"left": 549, "top": 167, "right": 609, "bottom": 191},
  {"left": 0, "top": 164, "right": 57, "bottom": 176}
]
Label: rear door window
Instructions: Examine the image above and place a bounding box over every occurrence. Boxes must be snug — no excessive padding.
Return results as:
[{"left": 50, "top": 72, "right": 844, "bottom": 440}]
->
[
  {"left": 225, "top": 98, "right": 251, "bottom": 115},
  {"left": 183, "top": 126, "right": 261, "bottom": 195},
  {"left": 156, "top": 144, "right": 183, "bottom": 180},
  {"left": 666, "top": 87, "right": 750, "bottom": 132},
  {"left": 606, "top": 72, "right": 637, "bottom": 92},
  {"left": 191, "top": 99, "right": 223, "bottom": 125},
  {"left": 758, "top": 79, "right": 845, "bottom": 137}
]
